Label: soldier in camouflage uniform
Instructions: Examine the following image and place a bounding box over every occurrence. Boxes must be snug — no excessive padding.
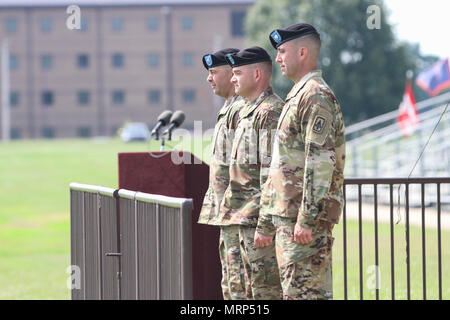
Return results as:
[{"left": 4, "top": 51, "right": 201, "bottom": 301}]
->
[
  {"left": 197, "top": 48, "right": 247, "bottom": 300},
  {"left": 255, "top": 23, "right": 346, "bottom": 300},
  {"left": 217, "top": 47, "right": 284, "bottom": 300}
]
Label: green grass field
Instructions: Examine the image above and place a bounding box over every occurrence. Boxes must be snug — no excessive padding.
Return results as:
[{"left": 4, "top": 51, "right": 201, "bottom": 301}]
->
[
  {"left": 332, "top": 218, "right": 450, "bottom": 300},
  {"left": 0, "top": 138, "right": 448, "bottom": 299}
]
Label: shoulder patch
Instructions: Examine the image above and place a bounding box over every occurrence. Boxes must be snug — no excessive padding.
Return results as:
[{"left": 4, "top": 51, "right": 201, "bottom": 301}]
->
[
  {"left": 312, "top": 115, "right": 326, "bottom": 134},
  {"left": 306, "top": 105, "right": 333, "bottom": 146}
]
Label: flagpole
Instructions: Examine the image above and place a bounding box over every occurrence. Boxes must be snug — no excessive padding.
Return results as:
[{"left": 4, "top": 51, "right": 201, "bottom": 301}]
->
[{"left": 1, "top": 38, "right": 11, "bottom": 143}]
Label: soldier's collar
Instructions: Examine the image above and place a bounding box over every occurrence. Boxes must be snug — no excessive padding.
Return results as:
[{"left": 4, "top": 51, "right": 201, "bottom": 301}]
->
[
  {"left": 240, "top": 87, "right": 273, "bottom": 119},
  {"left": 286, "top": 69, "right": 322, "bottom": 101},
  {"left": 251, "top": 87, "right": 273, "bottom": 107},
  {"left": 217, "top": 94, "right": 240, "bottom": 119}
]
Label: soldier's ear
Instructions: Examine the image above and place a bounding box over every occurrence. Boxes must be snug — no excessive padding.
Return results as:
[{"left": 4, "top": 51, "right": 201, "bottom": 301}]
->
[
  {"left": 255, "top": 67, "right": 262, "bottom": 81},
  {"left": 299, "top": 46, "right": 308, "bottom": 60}
]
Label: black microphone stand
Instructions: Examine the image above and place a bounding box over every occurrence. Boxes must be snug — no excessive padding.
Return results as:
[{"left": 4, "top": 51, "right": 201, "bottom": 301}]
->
[
  {"left": 160, "top": 136, "right": 165, "bottom": 151},
  {"left": 160, "top": 129, "right": 174, "bottom": 151}
]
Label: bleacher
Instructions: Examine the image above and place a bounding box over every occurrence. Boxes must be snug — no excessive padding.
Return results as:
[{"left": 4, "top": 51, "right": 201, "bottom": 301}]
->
[{"left": 344, "top": 91, "right": 450, "bottom": 206}]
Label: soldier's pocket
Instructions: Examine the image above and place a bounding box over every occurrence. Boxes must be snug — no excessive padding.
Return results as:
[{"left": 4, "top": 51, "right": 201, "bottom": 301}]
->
[
  {"left": 327, "top": 199, "right": 343, "bottom": 224},
  {"left": 249, "top": 243, "right": 276, "bottom": 264},
  {"left": 277, "top": 223, "right": 328, "bottom": 267},
  {"left": 240, "top": 227, "right": 273, "bottom": 263},
  {"left": 318, "top": 199, "right": 343, "bottom": 225}
]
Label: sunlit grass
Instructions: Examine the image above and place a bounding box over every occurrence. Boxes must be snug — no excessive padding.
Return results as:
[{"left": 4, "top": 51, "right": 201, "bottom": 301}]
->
[{"left": 0, "top": 138, "right": 448, "bottom": 299}]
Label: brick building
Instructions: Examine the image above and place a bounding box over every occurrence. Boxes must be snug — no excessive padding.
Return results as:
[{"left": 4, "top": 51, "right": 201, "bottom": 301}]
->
[{"left": 0, "top": 0, "right": 253, "bottom": 139}]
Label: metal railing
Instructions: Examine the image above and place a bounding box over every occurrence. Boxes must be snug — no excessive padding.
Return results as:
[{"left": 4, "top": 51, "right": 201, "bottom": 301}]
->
[
  {"left": 71, "top": 177, "right": 449, "bottom": 300},
  {"left": 341, "top": 177, "right": 450, "bottom": 300},
  {"left": 69, "top": 182, "right": 193, "bottom": 300}
]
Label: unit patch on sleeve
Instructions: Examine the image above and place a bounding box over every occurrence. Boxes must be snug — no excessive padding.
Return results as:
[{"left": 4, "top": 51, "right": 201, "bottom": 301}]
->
[
  {"left": 312, "top": 116, "right": 326, "bottom": 134},
  {"left": 306, "top": 105, "right": 333, "bottom": 146}
]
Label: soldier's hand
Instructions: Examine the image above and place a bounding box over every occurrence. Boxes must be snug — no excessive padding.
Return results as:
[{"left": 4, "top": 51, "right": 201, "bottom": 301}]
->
[
  {"left": 294, "top": 224, "right": 313, "bottom": 244},
  {"left": 254, "top": 231, "right": 273, "bottom": 248}
]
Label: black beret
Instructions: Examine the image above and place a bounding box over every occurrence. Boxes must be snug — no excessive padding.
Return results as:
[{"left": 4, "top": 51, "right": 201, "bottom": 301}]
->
[
  {"left": 269, "top": 23, "right": 320, "bottom": 49},
  {"left": 202, "top": 48, "right": 239, "bottom": 69},
  {"left": 224, "top": 46, "right": 272, "bottom": 68}
]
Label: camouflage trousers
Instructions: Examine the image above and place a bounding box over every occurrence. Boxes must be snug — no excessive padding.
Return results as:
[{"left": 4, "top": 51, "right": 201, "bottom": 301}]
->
[
  {"left": 272, "top": 216, "right": 334, "bottom": 300},
  {"left": 238, "top": 226, "right": 283, "bottom": 300},
  {"left": 219, "top": 226, "right": 246, "bottom": 300}
]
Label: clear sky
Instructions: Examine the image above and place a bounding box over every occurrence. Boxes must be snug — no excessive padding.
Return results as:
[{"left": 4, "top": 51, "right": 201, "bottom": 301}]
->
[{"left": 385, "top": 0, "right": 450, "bottom": 59}]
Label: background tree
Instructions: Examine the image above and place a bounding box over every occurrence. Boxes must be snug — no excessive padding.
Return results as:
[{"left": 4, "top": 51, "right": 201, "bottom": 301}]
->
[{"left": 245, "top": 0, "right": 438, "bottom": 124}]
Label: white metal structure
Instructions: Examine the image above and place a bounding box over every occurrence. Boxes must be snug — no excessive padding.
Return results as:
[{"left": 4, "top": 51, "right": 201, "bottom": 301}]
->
[{"left": 344, "top": 91, "right": 450, "bottom": 205}]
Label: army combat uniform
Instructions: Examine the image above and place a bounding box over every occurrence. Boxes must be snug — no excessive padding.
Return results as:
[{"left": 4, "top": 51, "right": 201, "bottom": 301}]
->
[
  {"left": 198, "top": 93, "right": 247, "bottom": 300},
  {"left": 218, "top": 87, "right": 284, "bottom": 300},
  {"left": 257, "top": 70, "right": 346, "bottom": 300}
]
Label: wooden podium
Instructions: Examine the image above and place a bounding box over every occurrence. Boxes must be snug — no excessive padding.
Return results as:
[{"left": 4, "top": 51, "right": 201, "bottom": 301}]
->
[{"left": 118, "top": 151, "right": 222, "bottom": 300}]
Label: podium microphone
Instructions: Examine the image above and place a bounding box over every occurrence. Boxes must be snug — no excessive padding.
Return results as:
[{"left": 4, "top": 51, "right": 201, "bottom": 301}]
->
[
  {"left": 151, "top": 110, "right": 172, "bottom": 140},
  {"left": 162, "top": 110, "right": 185, "bottom": 140}
]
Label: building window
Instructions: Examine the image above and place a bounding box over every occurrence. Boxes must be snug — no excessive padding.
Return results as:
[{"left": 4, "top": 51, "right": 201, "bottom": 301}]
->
[
  {"left": 77, "top": 126, "right": 91, "bottom": 138},
  {"left": 181, "top": 16, "right": 193, "bottom": 30},
  {"left": 230, "top": 11, "right": 246, "bottom": 37},
  {"left": 148, "top": 53, "right": 159, "bottom": 67},
  {"left": 40, "top": 18, "right": 52, "bottom": 33},
  {"left": 148, "top": 90, "right": 161, "bottom": 104},
  {"left": 112, "top": 90, "right": 125, "bottom": 105},
  {"left": 80, "top": 17, "right": 88, "bottom": 32},
  {"left": 182, "top": 89, "right": 196, "bottom": 103},
  {"left": 77, "top": 91, "right": 90, "bottom": 105},
  {"left": 147, "top": 17, "right": 158, "bottom": 31},
  {"left": 10, "top": 92, "right": 19, "bottom": 107},
  {"left": 5, "top": 19, "right": 17, "bottom": 33},
  {"left": 41, "top": 54, "right": 53, "bottom": 70},
  {"left": 9, "top": 55, "right": 18, "bottom": 70},
  {"left": 182, "top": 52, "right": 194, "bottom": 67},
  {"left": 41, "top": 127, "right": 55, "bottom": 139},
  {"left": 77, "top": 54, "right": 89, "bottom": 68},
  {"left": 112, "top": 17, "right": 123, "bottom": 31},
  {"left": 112, "top": 53, "right": 124, "bottom": 68},
  {"left": 41, "top": 91, "right": 54, "bottom": 106}
]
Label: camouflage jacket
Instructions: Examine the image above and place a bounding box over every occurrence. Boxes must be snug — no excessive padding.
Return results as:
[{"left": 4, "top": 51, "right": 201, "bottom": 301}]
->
[
  {"left": 217, "top": 87, "right": 284, "bottom": 227},
  {"left": 257, "top": 70, "right": 346, "bottom": 235},
  {"left": 198, "top": 94, "right": 246, "bottom": 225}
]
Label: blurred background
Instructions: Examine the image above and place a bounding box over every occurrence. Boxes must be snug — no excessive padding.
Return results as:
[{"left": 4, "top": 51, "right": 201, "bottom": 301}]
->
[
  {"left": 0, "top": 0, "right": 449, "bottom": 300},
  {"left": 1, "top": 0, "right": 449, "bottom": 177}
]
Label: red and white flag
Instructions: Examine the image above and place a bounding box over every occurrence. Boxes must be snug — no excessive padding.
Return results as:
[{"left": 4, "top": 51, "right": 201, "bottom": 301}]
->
[{"left": 397, "top": 81, "right": 419, "bottom": 136}]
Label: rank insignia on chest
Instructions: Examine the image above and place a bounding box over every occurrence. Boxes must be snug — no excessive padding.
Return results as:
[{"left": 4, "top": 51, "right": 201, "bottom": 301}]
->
[{"left": 312, "top": 116, "right": 326, "bottom": 134}]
